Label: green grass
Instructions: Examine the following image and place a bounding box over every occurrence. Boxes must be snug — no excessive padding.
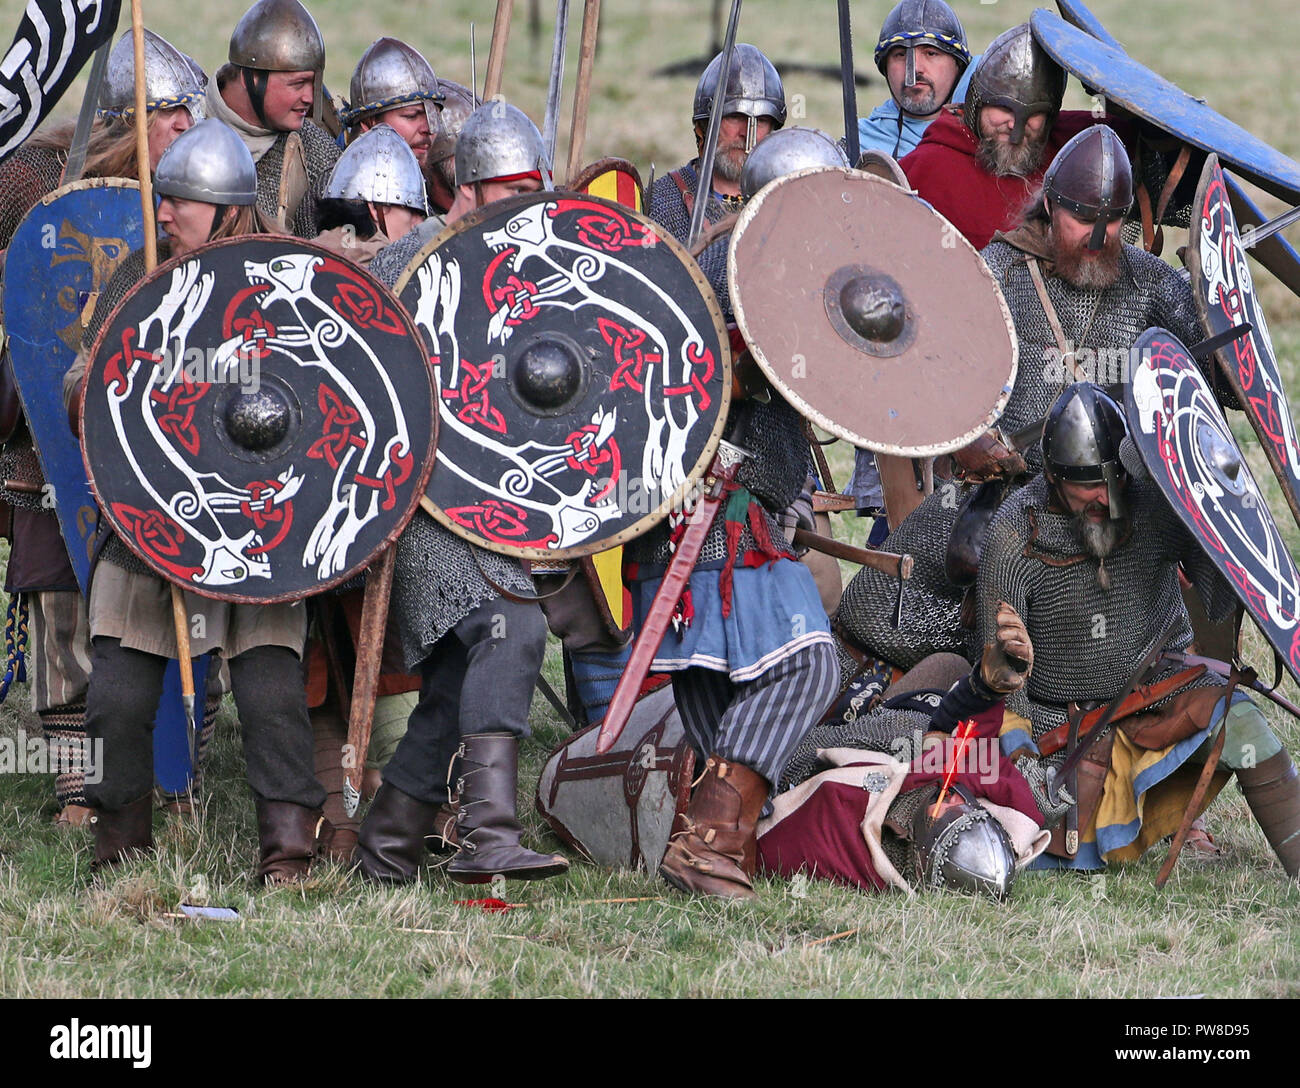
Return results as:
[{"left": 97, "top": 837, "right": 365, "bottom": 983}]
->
[{"left": 1, "top": 0, "right": 1298, "bottom": 997}]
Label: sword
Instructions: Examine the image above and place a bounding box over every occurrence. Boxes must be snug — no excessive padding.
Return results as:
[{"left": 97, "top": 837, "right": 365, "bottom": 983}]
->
[
  {"left": 595, "top": 439, "right": 749, "bottom": 754},
  {"left": 1047, "top": 616, "right": 1184, "bottom": 806},
  {"left": 541, "top": 0, "right": 571, "bottom": 171},
  {"left": 1242, "top": 204, "right": 1300, "bottom": 250},
  {"left": 64, "top": 38, "right": 114, "bottom": 184},
  {"left": 1161, "top": 650, "right": 1300, "bottom": 721},
  {"left": 836, "top": 0, "right": 859, "bottom": 167},
  {"left": 686, "top": 0, "right": 743, "bottom": 250}
]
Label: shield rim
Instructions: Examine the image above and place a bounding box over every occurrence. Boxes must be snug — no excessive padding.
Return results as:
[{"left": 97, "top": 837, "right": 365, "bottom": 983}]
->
[
  {"left": 727, "top": 165, "right": 1018, "bottom": 457},
  {"left": 392, "top": 190, "right": 733, "bottom": 561},
  {"left": 1123, "top": 326, "right": 1300, "bottom": 687},
  {"left": 1030, "top": 8, "right": 1300, "bottom": 204},
  {"left": 81, "top": 234, "right": 438, "bottom": 604},
  {"left": 4, "top": 176, "right": 146, "bottom": 593},
  {"left": 565, "top": 156, "right": 646, "bottom": 210},
  {"left": 1185, "top": 153, "right": 1300, "bottom": 532}
]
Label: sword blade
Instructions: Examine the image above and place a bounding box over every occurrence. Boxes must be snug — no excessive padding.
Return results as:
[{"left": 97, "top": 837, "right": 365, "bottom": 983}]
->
[
  {"left": 64, "top": 38, "right": 114, "bottom": 183},
  {"left": 686, "top": 0, "right": 743, "bottom": 250},
  {"left": 837, "top": 0, "right": 859, "bottom": 166},
  {"left": 1243, "top": 203, "right": 1300, "bottom": 249},
  {"left": 542, "top": 0, "right": 571, "bottom": 168}
]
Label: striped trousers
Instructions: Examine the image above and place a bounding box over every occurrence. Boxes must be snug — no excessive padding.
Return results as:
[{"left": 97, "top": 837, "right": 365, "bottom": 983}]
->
[{"left": 671, "top": 640, "right": 840, "bottom": 792}]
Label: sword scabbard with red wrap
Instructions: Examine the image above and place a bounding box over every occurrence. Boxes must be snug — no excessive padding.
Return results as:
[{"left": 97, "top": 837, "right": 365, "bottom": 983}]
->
[{"left": 595, "top": 440, "right": 749, "bottom": 754}]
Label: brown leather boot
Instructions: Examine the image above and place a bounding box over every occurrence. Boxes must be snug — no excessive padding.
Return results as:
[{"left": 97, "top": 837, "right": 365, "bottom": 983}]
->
[
  {"left": 659, "top": 756, "right": 768, "bottom": 900},
  {"left": 90, "top": 795, "right": 154, "bottom": 871},
  {"left": 1237, "top": 750, "right": 1300, "bottom": 878},
  {"left": 311, "top": 700, "right": 359, "bottom": 865},
  {"left": 255, "top": 800, "right": 328, "bottom": 886},
  {"left": 446, "top": 734, "right": 569, "bottom": 884},
  {"left": 425, "top": 801, "right": 460, "bottom": 855},
  {"left": 356, "top": 781, "right": 442, "bottom": 883}
]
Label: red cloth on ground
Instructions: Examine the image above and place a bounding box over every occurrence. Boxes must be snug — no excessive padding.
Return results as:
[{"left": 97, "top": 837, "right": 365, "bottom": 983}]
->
[{"left": 901, "top": 109, "right": 1126, "bottom": 250}]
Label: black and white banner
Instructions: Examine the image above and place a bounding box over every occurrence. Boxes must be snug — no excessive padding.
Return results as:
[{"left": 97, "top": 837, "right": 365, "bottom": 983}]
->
[{"left": 0, "top": 0, "right": 121, "bottom": 164}]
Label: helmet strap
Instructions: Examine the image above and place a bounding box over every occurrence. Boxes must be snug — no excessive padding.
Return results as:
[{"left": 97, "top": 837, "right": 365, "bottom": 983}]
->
[{"left": 241, "top": 68, "right": 270, "bottom": 128}]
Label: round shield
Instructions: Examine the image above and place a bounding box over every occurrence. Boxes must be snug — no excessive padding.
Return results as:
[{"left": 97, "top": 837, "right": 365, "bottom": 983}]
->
[
  {"left": 1031, "top": 9, "right": 1300, "bottom": 203},
  {"left": 728, "top": 166, "right": 1017, "bottom": 457},
  {"left": 394, "top": 191, "right": 730, "bottom": 560},
  {"left": 3, "top": 178, "right": 145, "bottom": 592},
  {"left": 567, "top": 157, "right": 645, "bottom": 213},
  {"left": 1126, "top": 328, "right": 1300, "bottom": 684},
  {"left": 1186, "top": 154, "right": 1300, "bottom": 532},
  {"left": 82, "top": 237, "right": 437, "bottom": 603}
]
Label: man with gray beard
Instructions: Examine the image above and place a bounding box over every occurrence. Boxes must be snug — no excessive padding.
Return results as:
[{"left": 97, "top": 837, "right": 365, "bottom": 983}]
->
[
  {"left": 976, "top": 384, "right": 1300, "bottom": 878},
  {"left": 647, "top": 44, "right": 784, "bottom": 319}
]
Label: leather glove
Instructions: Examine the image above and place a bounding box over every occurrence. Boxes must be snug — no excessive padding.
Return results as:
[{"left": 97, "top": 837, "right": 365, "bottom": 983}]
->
[{"left": 980, "top": 601, "right": 1033, "bottom": 694}]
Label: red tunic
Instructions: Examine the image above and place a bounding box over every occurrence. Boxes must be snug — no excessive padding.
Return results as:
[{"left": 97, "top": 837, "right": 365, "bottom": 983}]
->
[{"left": 901, "top": 108, "right": 1125, "bottom": 250}]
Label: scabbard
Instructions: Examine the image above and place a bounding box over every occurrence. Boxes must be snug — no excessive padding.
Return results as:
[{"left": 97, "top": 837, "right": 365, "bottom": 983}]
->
[
  {"left": 595, "top": 442, "right": 747, "bottom": 754},
  {"left": 1036, "top": 666, "right": 1207, "bottom": 758},
  {"left": 344, "top": 545, "right": 397, "bottom": 817}
]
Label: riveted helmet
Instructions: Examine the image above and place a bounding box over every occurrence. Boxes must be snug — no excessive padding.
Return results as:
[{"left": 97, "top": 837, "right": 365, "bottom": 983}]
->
[
  {"left": 454, "top": 102, "right": 548, "bottom": 186},
  {"left": 911, "top": 782, "right": 1017, "bottom": 898},
  {"left": 874, "top": 0, "right": 971, "bottom": 97},
  {"left": 154, "top": 118, "right": 258, "bottom": 205},
  {"left": 739, "top": 127, "right": 847, "bottom": 201},
  {"left": 325, "top": 123, "right": 427, "bottom": 213},
  {"left": 963, "top": 23, "right": 1065, "bottom": 146},
  {"left": 693, "top": 44, "right": 786, "bottom": 152},
  {"left": 342, "top": 37, "right": 444, "bottom": 136},
  {"left": 1043, "top": 124, "right": 1133, "bottom": 250},
  {"left": 1042, "top": 382, "right": 1129, "bottom": 518},
  {"left": 99, "top": 29, "right": 206, "bottom": 121}
]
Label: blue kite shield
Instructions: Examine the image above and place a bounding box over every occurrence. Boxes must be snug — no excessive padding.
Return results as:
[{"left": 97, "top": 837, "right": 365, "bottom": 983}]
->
[
  {"left": 1187, "top": 154, "right": 1300, "bottom": 532},
  {"left": 1126, "top": 328, "right": 1300, "bottom": 685},
  {"left": 1052, "top": 0, "right": 1122, "bottom": 50},
  {"left": 1030, "top": 9, "right": 1300, "bottom": 204},
  {"left": 3, "top": 177, "right": 144, "bottom": 591},
  {"left": 154, "top": 656, "right": 212, "bottom": 795}
]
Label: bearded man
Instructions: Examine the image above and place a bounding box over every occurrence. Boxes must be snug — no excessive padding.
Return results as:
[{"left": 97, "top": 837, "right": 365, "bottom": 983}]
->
[
  {"left": 834, "top": 125, "right": 1221, "bottom": 695},
  {"left": 901, "top": 22, "right": 1117, "bottom": 249},
  {"left": 976, "top": 384, "right": 1300, "bottom": 877},
  {"left": 858, "top": 0, "right": 972, "bottom": 160}
]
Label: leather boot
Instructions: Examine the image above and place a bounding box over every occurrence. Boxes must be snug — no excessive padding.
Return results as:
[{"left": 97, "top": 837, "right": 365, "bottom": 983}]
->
[
  {"left": 255, "top": 799, "right": 328, "bottom": 886},
  {"left": 446, "top": 733, "right": 569, "bottom": 884},
  {"left": 356, "top": 781, "right": 441, "bottom": 883},
  {"left": 659, "top": 756, "right": 768, "bottom": 900},
  {"left": 425, "top": 801, "right": 460, "bottom": 855},
  {"left": 91, "top": 795, "right": 154, "bottom": 871},
  {"left": 1237, "top": 750, "right": 1300, "bottom": 878},
  {"left": 311, "top": 700, "right": 359, "bottom": 865}
]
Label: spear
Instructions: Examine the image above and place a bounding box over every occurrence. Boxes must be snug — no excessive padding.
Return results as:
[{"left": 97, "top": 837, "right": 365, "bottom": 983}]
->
[
  {"left": 128, "top": 0, "right": 197, "bottom": 764},
  {"left": 484, "top": 0, "right": 516, "bottom": 100}
]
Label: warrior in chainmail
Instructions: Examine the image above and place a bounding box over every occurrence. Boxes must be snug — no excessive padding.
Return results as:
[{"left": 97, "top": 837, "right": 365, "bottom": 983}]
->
[
  {"left": 767, "top": 602, "right": 1040, "bottom": 897},
  {"left": 836, "top": 124, "right": 1233, "bottom": 679},
  {"left": 978, "top": 384, "right": 1300, "bottom": 877},
  {"left": 206, "top": 0, "right": 341, "bottom": 239},
  {"left": 60, "top": 121, "right": 329, "bottom": 884},
  {"left": 0, "top": 28, "right": 212, "bottom": 827},
  {"left": 355, "top": 102, "right": 568, "bottom": 888},
  {"left": 340, "top": 38, "right": 443, "bottom": 169},
  {"left": 647, "top": 44, "right": 786, "bottom": 319}
]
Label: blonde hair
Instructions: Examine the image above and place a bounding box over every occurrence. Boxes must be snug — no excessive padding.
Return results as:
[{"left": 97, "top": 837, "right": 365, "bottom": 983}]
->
[{"left": 208, "top": 203, "right": 281, "bottom": 243}]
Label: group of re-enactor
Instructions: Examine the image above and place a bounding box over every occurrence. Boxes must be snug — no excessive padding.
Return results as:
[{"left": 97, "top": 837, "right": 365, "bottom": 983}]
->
[{"left": 1, "top": 0, "right": 1297, "bottom": 903}]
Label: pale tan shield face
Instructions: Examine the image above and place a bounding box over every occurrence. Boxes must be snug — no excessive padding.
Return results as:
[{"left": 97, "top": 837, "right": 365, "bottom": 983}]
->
[{"left": 727, "top": 166, "right": 1018, "bottom": 457}]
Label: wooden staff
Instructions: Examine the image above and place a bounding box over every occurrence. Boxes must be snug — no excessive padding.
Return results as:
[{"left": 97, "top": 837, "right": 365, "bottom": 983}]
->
[
  {"left": 483, "top": 0, "right": 516, "bottom": 100},
  {"left": 130, "top": 0, "right": 197, "bottom": 760},
  {"left": 343, "top": 545, "right": 396, "bottom": 817},
  {"left": 564, "top": 0, "right": 602, "bottom": 183},
  {"left": 791, "top": 528, "right": 913, "bottom": 580}
]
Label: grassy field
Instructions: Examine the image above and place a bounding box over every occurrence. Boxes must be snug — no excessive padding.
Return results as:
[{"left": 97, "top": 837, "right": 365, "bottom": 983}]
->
[{"left": 0, "top": 0, "right": 1298, "bottom": 999}]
